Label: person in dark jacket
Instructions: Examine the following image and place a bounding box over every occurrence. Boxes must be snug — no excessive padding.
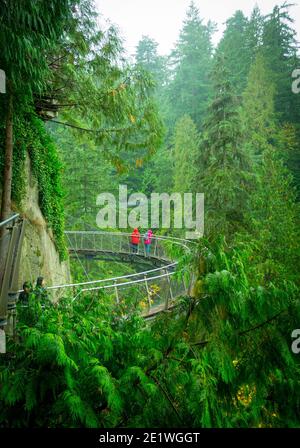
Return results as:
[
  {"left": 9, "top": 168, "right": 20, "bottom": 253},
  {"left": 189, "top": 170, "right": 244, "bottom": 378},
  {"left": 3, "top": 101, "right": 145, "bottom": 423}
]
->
[
  {"left": 34, "top": 276, "right": 50, "bottom": 307},
  {"left": 18, "top": 281, "right": 32, "bottom": 305}
]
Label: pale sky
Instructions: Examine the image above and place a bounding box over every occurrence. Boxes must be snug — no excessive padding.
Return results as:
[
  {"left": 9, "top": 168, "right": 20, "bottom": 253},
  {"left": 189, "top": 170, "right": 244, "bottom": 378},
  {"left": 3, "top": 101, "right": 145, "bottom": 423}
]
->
[{"left": 96, "top": 0, "right": 300, "bottom": 57}]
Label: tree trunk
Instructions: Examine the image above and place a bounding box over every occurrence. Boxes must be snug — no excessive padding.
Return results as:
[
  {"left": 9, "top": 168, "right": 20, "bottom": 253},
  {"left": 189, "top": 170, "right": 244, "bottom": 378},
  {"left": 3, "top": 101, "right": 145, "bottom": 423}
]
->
[
  {"left": 1, "top": 88, "right": 13, "bottom": 223},
  {"left": 0, "top": 87, "right": 13, "bottom": 313}
]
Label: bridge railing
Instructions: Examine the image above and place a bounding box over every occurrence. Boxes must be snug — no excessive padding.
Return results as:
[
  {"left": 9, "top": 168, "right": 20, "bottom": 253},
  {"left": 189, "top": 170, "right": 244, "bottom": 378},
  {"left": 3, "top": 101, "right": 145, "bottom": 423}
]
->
[
  {"left": 65, "top": 230, "right": 189, "bottom": 262},
  {"left": 0, "top": 214, "right": 25, "bottom": 349},
  {"left": 1, "top": 214, "right": 24, "bottom": 317},
  {"left": 0, "top": 213, "right": 20, "bottom": 229},
  {"left": 71, "top": 264, "right": 189, "bottom": 318},
  {"left": 48, "top": 231, "right": 193, "bottom": 317}
]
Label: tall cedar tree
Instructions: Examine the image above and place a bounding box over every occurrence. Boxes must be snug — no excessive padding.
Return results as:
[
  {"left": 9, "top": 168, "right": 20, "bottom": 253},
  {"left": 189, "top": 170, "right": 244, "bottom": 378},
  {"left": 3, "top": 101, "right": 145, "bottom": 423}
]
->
[
  {"left": 216, "top": 11, "right": 251, "bottom": 94},
  {"left": 261, "top": 4, "right": 300, "bottom": 197},
  {"left": 173, "top": 115, "right": 199, "bottom": 194},
  {"left": 262, "top": 3, "right": 300, "bottom": 125},
  {"left": 167, "top": 1, "right": 214, "bottom": 129},
  {"left": 133, "top": 36, "right": 173, "bottom": 194},
  {"left": 279, "top": 123, "right": 300, "bottom": 200},
  {"left": 196, "top": 54, "right": 253, "bottom": 240},
  {"left": 241, "top": 53, "right": 300, "bottom": 283},
  {"left": 242, "top": 53, "right": 277, "bottom": 158},
  {"left": 135, "top": 36, "right": 167, "bottom": 92},
  {"left": 245, "top": 5, "right": 264, "bottom": 61}
]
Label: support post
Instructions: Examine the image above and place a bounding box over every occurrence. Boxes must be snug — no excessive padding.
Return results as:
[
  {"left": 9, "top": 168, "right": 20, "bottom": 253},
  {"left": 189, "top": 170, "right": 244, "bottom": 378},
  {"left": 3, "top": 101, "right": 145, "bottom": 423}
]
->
[
  {"left": 154, "top": 238, "right": 158, "bottom": 257},
  {"left": 0, "top": 225, "right": 18, "bottom": 320},
  {"left": 164, "top": 269, "right": 173, "bottom": 310},
  {"left": 114, "top": 280, "right": 119, "bottom": 305},
  {"left": 144, "top": 275, "right": 151, "bottom": 311}
]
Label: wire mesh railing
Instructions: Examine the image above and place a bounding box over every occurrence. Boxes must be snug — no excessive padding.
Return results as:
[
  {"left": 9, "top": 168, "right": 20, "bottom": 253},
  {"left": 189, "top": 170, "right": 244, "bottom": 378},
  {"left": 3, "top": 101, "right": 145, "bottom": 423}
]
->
[
  {"left": 0, "top": 214, "right": 25, "bottom": 341},
  {"left": 65, "top": 230, "right": 189, "bottom": 261},
  {"left": 47, "top": 231, "right": 193, "bottom": 317}
]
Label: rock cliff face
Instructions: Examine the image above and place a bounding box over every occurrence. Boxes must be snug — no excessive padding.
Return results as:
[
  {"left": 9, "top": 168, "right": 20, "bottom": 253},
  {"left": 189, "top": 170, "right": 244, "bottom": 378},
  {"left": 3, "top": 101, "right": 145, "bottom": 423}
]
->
[{"left": 16, "top": 155, "right": 71, "bottom": 289}]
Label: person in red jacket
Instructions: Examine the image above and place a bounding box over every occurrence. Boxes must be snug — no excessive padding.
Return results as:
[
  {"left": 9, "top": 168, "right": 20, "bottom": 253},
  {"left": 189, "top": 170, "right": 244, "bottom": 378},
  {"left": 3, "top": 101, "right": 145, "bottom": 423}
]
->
[{"left": 130, "top": 228, "right": 140, "bottom": 253}]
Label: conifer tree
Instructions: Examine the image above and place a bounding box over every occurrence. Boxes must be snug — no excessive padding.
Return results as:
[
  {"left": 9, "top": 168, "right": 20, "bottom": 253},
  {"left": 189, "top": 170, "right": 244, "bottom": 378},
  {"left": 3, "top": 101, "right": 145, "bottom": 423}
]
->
[
  {"left": 167, "top": 1, "right": 214, "bottom": 129},
  {"left": 279, "top": 123, "right": 300, "bottom": 200},
  {"left": 241, "top": 53, "right": 300, "bottom": 282},
  {"left": 245, "top": 5, "right": 264, "bottom": 61},
  {"left": 242, "top": 53, "right": 277, "bottom": 157},
  {"left": 196, "top": 55, "right": 253, "bottom": 239},
  {"left": 262, "top": 3, "right": 300, "bottom": 124},
  {"left": 173, "top": 115, "right": 199, "bottom": 194},
  {"left": 246, "top": 147, "right": 300, "bottom": 282},
  {"left": 135, "top": 36, "right": 167, "bottom": 90},
  {"left": 215, "top": 11, "right": 251, "bottom": 93}
]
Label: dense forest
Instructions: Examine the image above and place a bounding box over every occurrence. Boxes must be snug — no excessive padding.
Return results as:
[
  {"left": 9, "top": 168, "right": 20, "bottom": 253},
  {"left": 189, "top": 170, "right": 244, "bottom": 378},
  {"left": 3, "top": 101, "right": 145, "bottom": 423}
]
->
[{"left": 0, "top": 0, "right": 300, "bottom": 428}]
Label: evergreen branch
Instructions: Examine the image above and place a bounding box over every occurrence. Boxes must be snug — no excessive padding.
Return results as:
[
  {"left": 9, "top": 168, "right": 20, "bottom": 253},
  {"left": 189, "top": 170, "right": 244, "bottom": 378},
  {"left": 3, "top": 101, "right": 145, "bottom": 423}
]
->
[
  {"left": 50, "top": 120, "right": 132, "bottom": 134},
  {"left": 149, "top": 374, "right": 183, "bottom": 425},
  {"left": 192, "top": 309, "right": 287, "bottom": 347},
  {"left": 36, "top": 102, "right": 78, "bottom": 109},
  {"left": 48, "top": 53, "right": 69, "bottom": 67},
  {"left": 86, "top": 292, "right": 97, "bottom": 312},
  {"left": 239, "top": 310, "right": 285, "bottom": 336},
  {"left": 145, "top": 344, "right": 175, "bottom": 376},
  {"left": 192, "top": 339, "right": 209, "bottom": 347}
]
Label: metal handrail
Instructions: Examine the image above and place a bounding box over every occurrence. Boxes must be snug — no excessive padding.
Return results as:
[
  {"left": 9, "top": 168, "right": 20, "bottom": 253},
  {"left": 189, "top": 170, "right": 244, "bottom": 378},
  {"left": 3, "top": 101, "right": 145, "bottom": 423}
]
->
[
  {"left": 15, "top": 232, "right": 185, "bottom": 294},
  {"left": 46, "top": 262, "right": 177, "bottom": 291},
  {"left": 0, "top": 213, "right": 20, "bottom": 229},
  {"left": 65, "top": 230, "right": 192, "bottom": 245},
  {"left": 16, "top": 229, "right": 194, "bottom": 317},
  {"left": 47, "top": 232, "right": 190, "bottom": 292},
  {"left": 78, "top": 271, "right": 175, "bottom": 293}
]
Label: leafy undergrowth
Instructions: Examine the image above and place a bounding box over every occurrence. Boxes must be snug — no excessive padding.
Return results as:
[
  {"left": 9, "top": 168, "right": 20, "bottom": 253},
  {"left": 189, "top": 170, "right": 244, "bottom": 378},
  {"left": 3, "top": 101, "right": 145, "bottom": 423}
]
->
[{"left": 1, "top": 240, "right": 300, "bottom": 428}]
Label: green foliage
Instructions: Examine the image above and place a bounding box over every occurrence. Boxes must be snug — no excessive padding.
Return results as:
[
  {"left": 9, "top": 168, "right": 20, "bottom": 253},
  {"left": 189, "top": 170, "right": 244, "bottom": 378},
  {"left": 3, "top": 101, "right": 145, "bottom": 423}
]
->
[
  {"left": 190, "top": 237, "right": 300, "bottom": 427},
  {"left": 262, "top": 4, "right": 300, "bottom": 125},
  {"left": 240, "top": 49, "right": 300, "bottom": 283},
  {"left": 1, "top": 0, "right": 300, "bottom": 430},
  {"left": 173, "top": 115, "right": 199, "bottom": 194},
  {"left": 279, "top": 124, "right": 300, "bottom": 200},
  {"left": 1, "top": 232, "right": 300, "bottom": 428},
  {"left": 242, "top": 52, "right": 277, "bottom": 157},
  {"left": 27, "top": 115, "right": 67, "bottom": 259},
  {"left": 216, "top": 10, "right": 251, "bottom": 93},
  {"left": 46, "top": 14, "right": 165, "bottom": 225},
  {"left": 195, "top": 54, "right": 254, "bottom": 239},
  {"left": 166, "top": 1, "right": 214, "bottom": 129},
  {"left": 135, "top": 36, "right": 167, "bottom": 92},
  {"left": 0, "top": 0, "right": 76, "bottom": 94},
  {"left": 0, "top": 106, "right": 28, "bottom": 206},
  {"left": 242, "top": 147, "right": 300, "bottom": 284},
  {"left": 0, "top": 100, "right": 67, "bottom": 259},
  {"left": 50, "top": 18, "right": 165, "bottom": 162},
  {"left": 48, "top": 124, "right": 114, "bottom": 226}
]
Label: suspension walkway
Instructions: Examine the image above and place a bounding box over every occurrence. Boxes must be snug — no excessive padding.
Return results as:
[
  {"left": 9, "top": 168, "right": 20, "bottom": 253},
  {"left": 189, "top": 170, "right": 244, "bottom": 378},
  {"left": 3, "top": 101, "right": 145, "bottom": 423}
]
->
[
  {"left": 50, "top": 231, "right": 193, "bottom": 319},
  {"left": 0, "top": 215, "right": 194, "bottom": 349}
]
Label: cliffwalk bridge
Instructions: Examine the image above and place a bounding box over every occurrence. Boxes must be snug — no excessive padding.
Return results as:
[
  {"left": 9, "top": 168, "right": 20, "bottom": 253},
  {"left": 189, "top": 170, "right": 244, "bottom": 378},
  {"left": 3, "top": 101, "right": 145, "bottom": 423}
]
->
[
  {"left": 0, "top": 216, "right": 194, "bottom": 351},
  {"left": 51, "top": 231, "right": 194, "bottom": 319}
]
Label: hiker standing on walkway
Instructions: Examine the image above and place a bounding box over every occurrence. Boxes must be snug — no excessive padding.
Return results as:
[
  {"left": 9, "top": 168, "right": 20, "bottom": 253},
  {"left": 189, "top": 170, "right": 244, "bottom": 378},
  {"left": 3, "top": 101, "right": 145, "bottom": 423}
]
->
[
  {"left": 144, "top": 229, "right": 153, "bottom": 256},
  {"left": 18, "top": 281, "right": 32, "bottom": 305},
  {"left": 34, "top": 276, "right": 50, "bottom": 307},
  {"left": 130, "top": 228, "right": 140, "bottom": 253}
]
